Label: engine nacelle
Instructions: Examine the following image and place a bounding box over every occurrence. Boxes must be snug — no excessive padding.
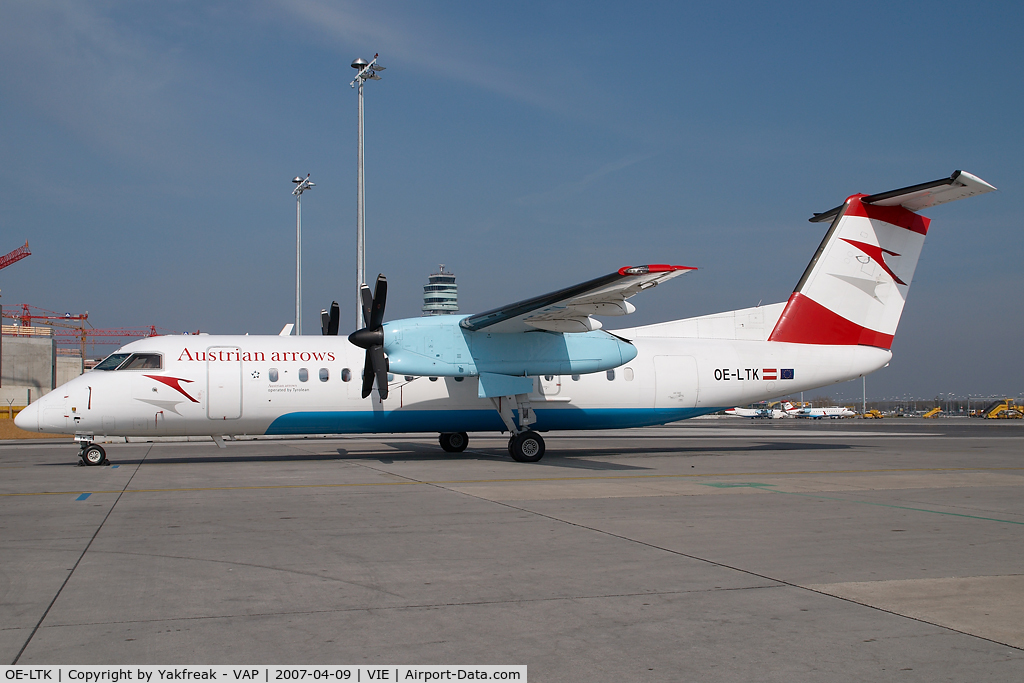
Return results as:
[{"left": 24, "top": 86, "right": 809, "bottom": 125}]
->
[{"left": 382, "top": 315, "right": 636, "bottom": 378}]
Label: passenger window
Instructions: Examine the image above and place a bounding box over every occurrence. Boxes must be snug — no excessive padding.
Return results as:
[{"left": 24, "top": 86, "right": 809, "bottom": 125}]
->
[
  {"left": 319, "top": 368, "right": 329, "bottom": 382},
  {"left": 429, "top": 377, "right": 438, "bottom": 382},
  {"left": 387, "top": 373, "right": 394, "bottom": 382},
  {"left": 571, "top": 374, "right": 580, "bottom": 381},
  {"left": 624, "top": 367, "right": 634, "bottom": 381},
  {"left": 404, "top": 375, "right": 414, "bottom": 382},
  {"left": 544, "top": 375, "right": 554, "bottom": 381},
  {"left": 342, "top": 368, "right": 351, "bottom": 382},
  {"left": 299, "top": 368, "right": 308, "bottom": 382},
  {"left": 269, "top": 369, "right": 279, "bottom": 382},
  {"left": 606, "top": 369, "right": 615, "bottom": 381},
  {"left": 454, "top": 376, "right": 463, "bottom": 382}
]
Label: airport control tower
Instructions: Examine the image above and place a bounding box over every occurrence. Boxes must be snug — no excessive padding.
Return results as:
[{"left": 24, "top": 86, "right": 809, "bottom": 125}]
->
[{"left": 421, "top": 265, "right": 458, "bottom": 316}]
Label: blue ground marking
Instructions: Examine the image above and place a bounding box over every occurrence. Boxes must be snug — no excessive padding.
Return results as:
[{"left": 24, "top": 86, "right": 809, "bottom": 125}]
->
[
  {"left": 111, "top": 465, "right": 119, "bottom": 468},
  {"left": 76, "top": 493, "right": 91, "bottom": 501}
]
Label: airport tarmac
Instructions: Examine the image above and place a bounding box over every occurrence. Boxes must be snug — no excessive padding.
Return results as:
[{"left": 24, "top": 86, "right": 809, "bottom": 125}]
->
[{"left": 2, "top": 418, "right": 1023, "bottom": 680}]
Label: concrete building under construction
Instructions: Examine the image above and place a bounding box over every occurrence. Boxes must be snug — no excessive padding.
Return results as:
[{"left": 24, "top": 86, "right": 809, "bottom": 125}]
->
[{"left": 1, "top": 324, "right": 83, "bottom": 406}]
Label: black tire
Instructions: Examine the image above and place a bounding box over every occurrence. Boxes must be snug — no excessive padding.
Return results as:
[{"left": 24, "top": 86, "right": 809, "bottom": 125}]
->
[
  {"left": 509, "top": 430, "right": 545, "bottom": 463},
  {"left": 439, "top": 432, "right": 469, "bottom": 453},
  {"left": 82, "top": 444, "right": 106, "bottom": 466}
]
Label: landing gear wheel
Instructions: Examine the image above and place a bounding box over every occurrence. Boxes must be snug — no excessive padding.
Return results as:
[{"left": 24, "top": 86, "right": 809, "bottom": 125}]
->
[
  {"left": 81, "top": 444, "right": 106, "bottom": 466},
  {"left": 508, "top": 430, "right": 545, "bottom": 463},
  {"left": 439, "top": 432, "right": 469, "bottom": 453}
]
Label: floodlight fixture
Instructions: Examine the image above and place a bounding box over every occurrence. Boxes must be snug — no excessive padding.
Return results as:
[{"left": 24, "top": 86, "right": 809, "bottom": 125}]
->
[
  {"left": 292, "top": 173, "right": 315, "bottom": 335},
  {"left": 349, "top": 54, "right": 384, "bottom": 327}
]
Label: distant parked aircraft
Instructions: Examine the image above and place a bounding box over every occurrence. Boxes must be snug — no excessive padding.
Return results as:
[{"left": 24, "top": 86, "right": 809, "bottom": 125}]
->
[
  {"left": 724, "top": 406, "right": 788, "bottom": 419},
  {"left": 782, "top": 402, "right": 856, "bottom": 419}
]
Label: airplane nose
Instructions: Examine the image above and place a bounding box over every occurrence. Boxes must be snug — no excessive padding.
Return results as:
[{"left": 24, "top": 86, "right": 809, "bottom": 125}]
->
[{"left": 14, "top": 402, "right": 37, "bottom": 431}]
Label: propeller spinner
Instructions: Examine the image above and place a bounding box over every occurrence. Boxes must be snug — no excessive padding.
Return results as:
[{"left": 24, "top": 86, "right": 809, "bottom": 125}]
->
[{"left": 347, "top": 275, "right": 389, "bottom": 399}]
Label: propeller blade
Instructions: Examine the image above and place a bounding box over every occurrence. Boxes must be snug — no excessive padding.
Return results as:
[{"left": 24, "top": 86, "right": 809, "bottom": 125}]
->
[
  {"left": 369, "top": 274, "right": 388, "bottom": 329},
  {"left": 360, "top": 284, "right": 373, "bottom": 328},
  {"left": 328, "top": 301, "right": 340, "bottom": 336},
  {"left": 320, "top": 309, "right": 330, "bottom": 336},
  {"left": 361, "top": 352, "right": 375, "bottom": 399},
  {"left": 370, "top": 345, "right": 389, "bottom": 400}
]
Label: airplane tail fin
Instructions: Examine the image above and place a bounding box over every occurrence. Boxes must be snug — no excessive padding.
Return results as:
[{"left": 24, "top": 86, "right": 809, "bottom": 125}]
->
[{"left": 768, "top": 171, "right": 995, "bottom": 349}]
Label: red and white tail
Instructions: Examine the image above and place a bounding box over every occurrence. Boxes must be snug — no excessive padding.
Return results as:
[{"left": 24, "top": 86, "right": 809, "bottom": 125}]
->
[{"left": 769, "top": 171, "right": 995, "bottom": 349}]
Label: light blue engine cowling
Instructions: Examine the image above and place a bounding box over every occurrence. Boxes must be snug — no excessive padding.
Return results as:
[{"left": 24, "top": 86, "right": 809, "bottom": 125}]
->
[{"left": 382, "top": 315, "right": 636, "bottom": 377}]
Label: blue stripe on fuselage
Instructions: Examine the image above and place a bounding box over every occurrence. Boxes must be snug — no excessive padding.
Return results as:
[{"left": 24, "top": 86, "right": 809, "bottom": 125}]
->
[{"left": 264, "top": 406, "right": 726, "bottom": 435}]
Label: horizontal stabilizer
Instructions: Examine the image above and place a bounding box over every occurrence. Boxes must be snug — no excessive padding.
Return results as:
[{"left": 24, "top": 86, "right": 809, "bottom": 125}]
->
[{"left": 810, "top": 171, "right": 996, "bottom": 223}]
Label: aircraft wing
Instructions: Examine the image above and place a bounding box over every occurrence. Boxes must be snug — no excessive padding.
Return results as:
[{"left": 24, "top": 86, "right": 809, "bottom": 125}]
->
[{"left": 460, "top": 264, "right": 695, "bottom": 334}]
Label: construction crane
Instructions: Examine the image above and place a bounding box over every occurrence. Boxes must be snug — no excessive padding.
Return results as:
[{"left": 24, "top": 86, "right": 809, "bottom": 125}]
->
[
  {"left": 0, "top": 241, "right": 30, "bottom": 271},
  {"left": 1, "top": 304, "right": 173, "bottom": 358}
]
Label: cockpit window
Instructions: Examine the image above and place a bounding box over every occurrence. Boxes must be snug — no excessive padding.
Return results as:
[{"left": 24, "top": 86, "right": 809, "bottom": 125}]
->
[
  {"left": 93, "top": 353, "right": 162, "bottom": 371},
  {"left": 120, "top": 354, "right": 163, "bottom": 370},
  {"left": 94, "top": 353, "right": 131, "bottom": 371}
]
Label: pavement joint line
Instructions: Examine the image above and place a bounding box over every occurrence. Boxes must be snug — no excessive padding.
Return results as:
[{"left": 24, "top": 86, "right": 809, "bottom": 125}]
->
[
  {"left": 4, "top": 465, "right": 1024, "bottom": 498},
  {"left": 429, "top": 476, "right": 1024, "bottom": 653},
  {"left": 345, "top": 458, "right": 1024, "bottom": 652},
  {"left": 11, "top": 443, "right": 155, "bottom": 665},
  {"left": 761, "top": 488, "right": 1024, "bottom": 525},
  {"left": 3, "top": 584, "right": 787, "bottom": 631}
]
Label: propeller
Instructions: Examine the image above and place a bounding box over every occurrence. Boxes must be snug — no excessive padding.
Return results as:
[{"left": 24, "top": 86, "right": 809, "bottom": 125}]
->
[
  {"left": 320, "top": 301, "right": 340, "bottom": 336},
  {"left": 347, "top": 274, "right": 389, "bottom": 399}
]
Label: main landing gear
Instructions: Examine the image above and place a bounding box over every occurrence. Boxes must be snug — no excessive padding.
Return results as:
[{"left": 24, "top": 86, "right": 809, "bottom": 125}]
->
[
  {"left": 437, "top": 393, "right": 547, "bottom": 462},
  {"left": 493, "top": 393, "right": 546, "bottom": 463},
  {"left": 439, "top": 432, "right": 469, "bottom": 453},
  {"left": 74, "top": 433, "right": 108, "bottom": 466},
  {"left": 507, "top": 430, "right": 545, "bottom": 463}
]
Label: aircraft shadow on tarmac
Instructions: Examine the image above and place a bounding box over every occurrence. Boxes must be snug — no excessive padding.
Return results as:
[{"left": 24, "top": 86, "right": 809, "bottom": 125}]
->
[{"left": 46, "top": 439, "right": 851, "bottom": 469}]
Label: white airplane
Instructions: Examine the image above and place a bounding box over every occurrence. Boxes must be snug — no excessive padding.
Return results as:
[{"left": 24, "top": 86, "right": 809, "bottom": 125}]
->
[
  {"left": 16, "top": 171, "right": 995, "bottom": 465},
  {"left": 781, "top": 401, "right": 857, "bottom": 419},
  {"left": 724, "top": 406, "right": 788, "bottom": 419}
]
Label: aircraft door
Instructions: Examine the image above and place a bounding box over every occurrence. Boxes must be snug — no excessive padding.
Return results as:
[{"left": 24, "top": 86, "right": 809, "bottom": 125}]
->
[
  {"left": 207, "top": 347, "right": 242, "bottom": 420},
  {"left": 41, "top": 394, "right": 68, "bottom": 433},
  {"left": 653, "top": 356, "right": 699, "bottom": 409},
  {"left": 539, "top": 374, "right": 561, "bottom": 396}
]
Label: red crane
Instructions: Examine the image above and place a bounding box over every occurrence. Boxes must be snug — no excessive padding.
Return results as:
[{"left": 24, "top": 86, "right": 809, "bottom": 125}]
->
[
  {"left": 2, "top": 304, "right": 174, "bottom": 358},
  {"left": 0, "top": 241, "right": 31, "bottom": 271}
]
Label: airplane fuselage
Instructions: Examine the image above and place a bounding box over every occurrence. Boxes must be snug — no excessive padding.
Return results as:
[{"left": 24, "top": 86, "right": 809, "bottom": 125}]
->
[{"left": 22, "top": 328, "right": 889, "bottom": 439}]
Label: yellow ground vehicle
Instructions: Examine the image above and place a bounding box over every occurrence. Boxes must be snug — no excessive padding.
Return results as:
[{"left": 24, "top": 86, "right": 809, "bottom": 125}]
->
[
  {"left": 922, "top": 407, "right": 943, "bottom": 418},
  {"left": 977, "top": 399, "right": 1023, "bottom": 419},
  {"left": 861, "top": 409, "right": 883, "bottom": 419}
]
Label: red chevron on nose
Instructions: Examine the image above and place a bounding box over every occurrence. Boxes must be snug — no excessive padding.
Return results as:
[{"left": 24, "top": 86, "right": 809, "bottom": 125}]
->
[{"left": 145, "top": 375, "right": 200, "bottom": 403}]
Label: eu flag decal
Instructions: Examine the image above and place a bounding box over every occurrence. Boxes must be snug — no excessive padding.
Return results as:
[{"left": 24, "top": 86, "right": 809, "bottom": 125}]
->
[{"left": 781, "top": 368, "right": 794, "bottom": 380}]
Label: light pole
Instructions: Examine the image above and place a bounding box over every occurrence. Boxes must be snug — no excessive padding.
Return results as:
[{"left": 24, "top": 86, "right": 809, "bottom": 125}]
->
[
  {"left": 350, "top": 54, "right": 385, "bottom": 328},
  {"left": 292, "top": 174, "right": 315, "bottom": 335}
]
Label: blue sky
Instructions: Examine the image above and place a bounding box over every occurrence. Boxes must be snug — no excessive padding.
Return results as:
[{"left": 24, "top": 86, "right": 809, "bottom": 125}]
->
[{"left": 0, "top": 0, "right": 1021, "bottom": 399}]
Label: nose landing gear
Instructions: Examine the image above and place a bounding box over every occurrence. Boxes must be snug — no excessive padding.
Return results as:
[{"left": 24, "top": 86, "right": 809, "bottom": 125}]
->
[{"left": 75, "top": 434, "right": 108, "bottom": 466}]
